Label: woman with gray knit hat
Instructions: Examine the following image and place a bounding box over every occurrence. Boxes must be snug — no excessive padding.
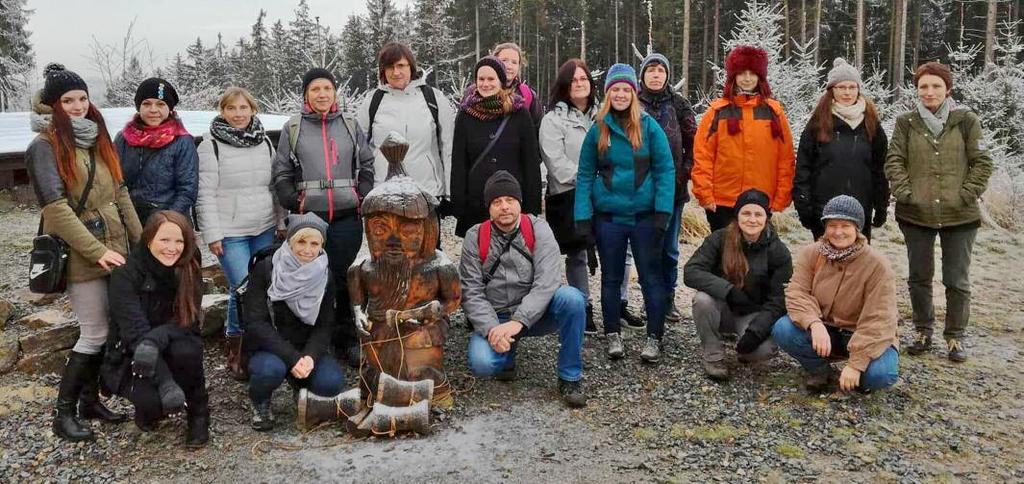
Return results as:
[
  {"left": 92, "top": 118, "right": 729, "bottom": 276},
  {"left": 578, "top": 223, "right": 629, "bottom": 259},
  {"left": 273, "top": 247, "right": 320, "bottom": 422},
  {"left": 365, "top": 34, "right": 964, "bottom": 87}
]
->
[
  {"left": 25, "top": 63, "right": 143, "bottom": 442},
  {"left": 885, "top": 61, "right": 993, "bottom": 362},
  {"left": 793, "top": 58, "right": 889, "bottom": 241},
  {"left": 115, "top": 77, "right": 198, "bottom": 226},
  {"left": 773, "top": 195, "right": 900, "bottom": 393},
  {"left": 241, "top": 212, "right": 345, "bottom": 431}
]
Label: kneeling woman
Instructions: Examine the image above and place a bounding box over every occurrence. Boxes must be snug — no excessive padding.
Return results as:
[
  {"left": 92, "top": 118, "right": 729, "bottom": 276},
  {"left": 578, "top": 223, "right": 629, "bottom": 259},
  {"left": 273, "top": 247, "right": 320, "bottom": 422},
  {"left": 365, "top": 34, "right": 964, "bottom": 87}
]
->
[
  {"left": 104, "top": 211, "right": 207, "bottom": 448},
  {"left": 683, "top": 189, "right": 792, "bottom": 381},
  {"left": 772, "top": 195, "right": 899, "bottom": 392},
  {"left": 243, "top": 213, "right": 344, "bottom": 431}
]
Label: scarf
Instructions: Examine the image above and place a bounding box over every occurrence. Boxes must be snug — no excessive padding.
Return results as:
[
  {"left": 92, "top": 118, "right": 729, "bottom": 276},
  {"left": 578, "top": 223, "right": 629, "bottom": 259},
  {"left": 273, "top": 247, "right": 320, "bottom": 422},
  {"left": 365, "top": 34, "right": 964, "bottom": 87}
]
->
[
  {"left": 917, "top": 97, "right": 955, "bottom": 137},
  {"left": 121, "top": 114, "right": 190, "bottom": 149},
  {"left": 209, "top": 115, "right": 267, "bottom": 148},
  {"left": 267, "top": 243, "right": 329, "bottom": 326},
  {"left": 819, "top": 239, "right": 864, "bottom": 263},
  {"left": 831, "top": 97, "right": 866, "bottom": 130},
  {"left": 30, "top": 112, "right": 99, "bottom": 149},
  {"left": 459, "top": 87, "right": 524, "bottom": 121}
]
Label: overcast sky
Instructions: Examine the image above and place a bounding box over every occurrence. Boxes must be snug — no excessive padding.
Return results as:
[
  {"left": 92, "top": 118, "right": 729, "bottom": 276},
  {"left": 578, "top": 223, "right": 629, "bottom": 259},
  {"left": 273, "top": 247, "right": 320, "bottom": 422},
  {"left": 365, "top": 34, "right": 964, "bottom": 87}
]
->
[{"left": 27, "top": 0, "right": 412, "bottom": 85}]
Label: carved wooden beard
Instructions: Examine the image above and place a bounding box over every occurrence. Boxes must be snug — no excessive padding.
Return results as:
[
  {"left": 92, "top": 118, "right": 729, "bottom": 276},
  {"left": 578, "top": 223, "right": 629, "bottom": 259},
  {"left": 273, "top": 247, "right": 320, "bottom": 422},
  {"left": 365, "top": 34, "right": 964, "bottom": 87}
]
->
[
  {"left": 366, "top": 213, "right": 426, "bottom": 310},
  {"left": 374, "top": 255, "right": 413, "bottom": 311}
]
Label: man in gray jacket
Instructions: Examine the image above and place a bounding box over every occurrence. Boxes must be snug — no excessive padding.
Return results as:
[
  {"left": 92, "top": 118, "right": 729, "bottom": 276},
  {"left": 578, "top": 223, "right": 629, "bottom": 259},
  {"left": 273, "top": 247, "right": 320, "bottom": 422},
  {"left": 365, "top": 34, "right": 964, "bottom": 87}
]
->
[{"left": 460, "top": 171, "right": 587, "bottom": 408}]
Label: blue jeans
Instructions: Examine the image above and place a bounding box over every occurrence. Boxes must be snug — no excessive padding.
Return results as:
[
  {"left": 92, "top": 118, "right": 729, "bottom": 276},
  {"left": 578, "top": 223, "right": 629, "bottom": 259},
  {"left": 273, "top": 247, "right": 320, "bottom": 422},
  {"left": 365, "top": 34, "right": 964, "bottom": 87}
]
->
[
  {"left": 247, "top": 351, "right": 346, "bottom": 404},
  {"left": 467, "top": 286, "right": 585, "bottom": 382},
  {"left": 595, "top": 213, "right": 668, "bottom": 338},
  {"left": 218, "top": 227, "right": 275, "bottom": 336},
  {"left": 772, "top": 316, "right": 900, "bottom": 391},
  {"left": 662, "top": 205, "right": 683, "bottom": 292}
]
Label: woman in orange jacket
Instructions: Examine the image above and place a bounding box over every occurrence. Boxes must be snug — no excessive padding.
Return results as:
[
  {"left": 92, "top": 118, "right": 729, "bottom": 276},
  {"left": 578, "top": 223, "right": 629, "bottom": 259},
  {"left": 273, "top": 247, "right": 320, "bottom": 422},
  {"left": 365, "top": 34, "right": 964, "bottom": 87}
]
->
[{"left": 692, "top": 45, "right": 795, "bottom": 231}]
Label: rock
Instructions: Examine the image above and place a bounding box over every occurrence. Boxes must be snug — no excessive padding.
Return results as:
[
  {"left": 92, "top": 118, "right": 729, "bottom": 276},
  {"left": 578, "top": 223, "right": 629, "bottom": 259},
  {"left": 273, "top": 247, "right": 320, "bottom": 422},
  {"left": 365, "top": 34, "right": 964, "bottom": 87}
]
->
[
  {"left": 0, "top": 332, "right": 19, "bottom": 374},
  {"left": 18, "top": 309, "right": 70, "bottom": 330},
  {"left": 0, "top": 297, "right": 13, "bottom": 330},
  {"left": 10, "top": 289, "right": 60, "bottom": 307},
  {"left": 0, "top": 382, "right": 58, "bottom": 418},
  {"left": 16, "top": 349, "right": 70, "bottom": 375},
  {"left": 201, "top": 294, "right": 230, "bottom": 338},
  {"left": 19, "top": 324, "right": 79, "bottom": 354},
  {"left": 201, "top": 264, "right": 228, "bottom": 294}
]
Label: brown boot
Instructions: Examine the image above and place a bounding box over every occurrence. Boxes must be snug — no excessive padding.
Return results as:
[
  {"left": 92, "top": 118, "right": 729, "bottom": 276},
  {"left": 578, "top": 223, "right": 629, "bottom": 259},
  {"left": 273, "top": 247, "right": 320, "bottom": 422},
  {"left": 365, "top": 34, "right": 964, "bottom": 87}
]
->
[{"left": 225, "top": 335, "right": 247, "bottom": 381}]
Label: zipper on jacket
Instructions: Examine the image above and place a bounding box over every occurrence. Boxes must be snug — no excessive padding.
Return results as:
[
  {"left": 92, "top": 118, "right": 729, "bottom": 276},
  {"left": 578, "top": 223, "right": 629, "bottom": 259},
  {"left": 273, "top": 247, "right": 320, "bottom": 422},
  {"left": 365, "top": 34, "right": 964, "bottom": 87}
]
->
[{"left": 320, "top": 113, "right": 335, "bottom": 222}]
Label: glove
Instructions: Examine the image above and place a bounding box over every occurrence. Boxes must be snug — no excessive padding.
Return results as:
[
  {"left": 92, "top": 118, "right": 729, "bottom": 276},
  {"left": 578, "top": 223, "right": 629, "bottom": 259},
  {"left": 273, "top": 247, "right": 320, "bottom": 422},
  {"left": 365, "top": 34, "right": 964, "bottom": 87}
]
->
[
  {"left": 872, "top": 208, "right": 887, "bottom": 228},
  {"left": 725, "top": 288, "right": 758, "bottom": 315},
  {"left": 575, "top": 220, "right": 593, "bottom": 240},
  {"left": 132, "top": 340, "right": 160, "bottom": 378},
  {"left": 736, "top": 330, "right": 763, "bottom": 354}
]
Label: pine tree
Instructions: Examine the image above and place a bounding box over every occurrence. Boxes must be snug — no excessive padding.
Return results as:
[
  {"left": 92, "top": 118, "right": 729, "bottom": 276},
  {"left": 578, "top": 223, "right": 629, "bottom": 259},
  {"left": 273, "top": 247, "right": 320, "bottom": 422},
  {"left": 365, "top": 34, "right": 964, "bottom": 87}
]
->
[{"left": 0, "top": 0, "right": 34, "bottom": 111}]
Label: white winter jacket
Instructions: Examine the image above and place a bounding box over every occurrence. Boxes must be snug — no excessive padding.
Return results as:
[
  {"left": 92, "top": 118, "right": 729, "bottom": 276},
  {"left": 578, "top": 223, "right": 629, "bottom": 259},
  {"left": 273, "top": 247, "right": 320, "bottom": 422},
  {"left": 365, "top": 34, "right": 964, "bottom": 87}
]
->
[
  {"left": 539, "top": 102, "right": 597, "bottom": 196},
  {"left": 356, "top": 76, "right": 456, "bottom": 198},
  {"left": 196, "top": 135, "right": 284, "bottom": 244}
]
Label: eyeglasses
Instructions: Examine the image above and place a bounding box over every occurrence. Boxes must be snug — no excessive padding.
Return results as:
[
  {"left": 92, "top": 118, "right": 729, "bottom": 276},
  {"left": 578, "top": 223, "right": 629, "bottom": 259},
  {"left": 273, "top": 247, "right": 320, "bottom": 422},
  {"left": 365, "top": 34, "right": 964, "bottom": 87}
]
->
[{"left": 572, "top": 77, "right": 589, "bottom": 84}]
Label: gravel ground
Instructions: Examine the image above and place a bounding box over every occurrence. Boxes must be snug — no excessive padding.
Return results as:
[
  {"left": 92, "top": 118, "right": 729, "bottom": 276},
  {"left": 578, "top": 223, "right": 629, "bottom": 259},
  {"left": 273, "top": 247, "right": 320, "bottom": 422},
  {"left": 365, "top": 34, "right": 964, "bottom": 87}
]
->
[{"left": 1, "top": 201, "right": 1022, "bottom": 483}]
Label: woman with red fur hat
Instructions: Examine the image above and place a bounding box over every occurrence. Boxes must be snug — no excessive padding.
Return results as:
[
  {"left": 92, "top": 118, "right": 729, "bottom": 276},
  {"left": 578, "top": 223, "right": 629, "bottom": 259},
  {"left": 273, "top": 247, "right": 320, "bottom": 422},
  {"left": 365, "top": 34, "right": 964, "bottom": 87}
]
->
[{"left": 692, "top": 45, "right": 795, "bottom": 231}]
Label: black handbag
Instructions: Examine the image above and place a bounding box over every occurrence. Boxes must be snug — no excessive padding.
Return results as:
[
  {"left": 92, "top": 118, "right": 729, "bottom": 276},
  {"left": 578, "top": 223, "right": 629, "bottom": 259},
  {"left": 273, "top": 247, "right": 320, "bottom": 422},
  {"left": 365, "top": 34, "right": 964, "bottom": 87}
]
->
[{"left": 29, "top": 152, "right": 97, "bottom": 294}]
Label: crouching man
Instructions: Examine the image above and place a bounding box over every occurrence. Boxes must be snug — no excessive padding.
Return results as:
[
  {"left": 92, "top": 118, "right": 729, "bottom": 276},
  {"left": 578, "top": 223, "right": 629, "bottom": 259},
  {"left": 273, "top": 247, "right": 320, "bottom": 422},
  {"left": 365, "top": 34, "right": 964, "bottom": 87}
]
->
[{"left": 460, "top": 171, "right": 587, "bottom": 408}]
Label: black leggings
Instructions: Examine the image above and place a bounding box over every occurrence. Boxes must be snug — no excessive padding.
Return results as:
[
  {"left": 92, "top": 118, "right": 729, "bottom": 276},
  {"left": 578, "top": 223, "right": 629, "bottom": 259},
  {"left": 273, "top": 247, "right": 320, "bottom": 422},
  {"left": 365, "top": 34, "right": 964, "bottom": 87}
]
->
[{"left": 129, "top": 332, "right": 207, "bottom": 426}]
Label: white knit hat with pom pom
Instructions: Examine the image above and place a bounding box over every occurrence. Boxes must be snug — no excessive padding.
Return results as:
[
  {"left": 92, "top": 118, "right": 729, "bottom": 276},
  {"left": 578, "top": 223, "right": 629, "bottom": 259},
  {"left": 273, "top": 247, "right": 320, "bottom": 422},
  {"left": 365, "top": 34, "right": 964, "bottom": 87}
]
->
[{"left": 826, "top": 58, "right": 861, "bottom": 88}]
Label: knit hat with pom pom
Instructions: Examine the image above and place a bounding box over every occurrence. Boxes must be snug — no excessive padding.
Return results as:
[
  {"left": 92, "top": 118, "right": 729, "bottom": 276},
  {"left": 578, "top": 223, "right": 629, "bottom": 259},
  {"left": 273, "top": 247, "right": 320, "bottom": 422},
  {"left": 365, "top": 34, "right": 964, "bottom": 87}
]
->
[{"left": 41, "top": 63, "right": 88, "bottom": 106}]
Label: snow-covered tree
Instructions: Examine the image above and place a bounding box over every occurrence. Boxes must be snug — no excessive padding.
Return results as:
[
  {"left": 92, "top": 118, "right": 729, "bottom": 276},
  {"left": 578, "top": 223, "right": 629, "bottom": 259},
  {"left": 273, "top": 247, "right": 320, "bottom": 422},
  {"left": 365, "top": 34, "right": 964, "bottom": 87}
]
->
[{"left": 0, "top": 0, "right": 34, "bottom": 111}]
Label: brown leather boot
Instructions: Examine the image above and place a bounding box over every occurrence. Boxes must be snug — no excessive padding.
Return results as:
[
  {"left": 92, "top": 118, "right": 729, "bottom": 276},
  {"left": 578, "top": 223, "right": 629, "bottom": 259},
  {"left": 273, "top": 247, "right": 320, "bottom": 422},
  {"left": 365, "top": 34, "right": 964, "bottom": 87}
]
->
[{"left": 225, "top": 335, "right": 247, "bottom": 381}]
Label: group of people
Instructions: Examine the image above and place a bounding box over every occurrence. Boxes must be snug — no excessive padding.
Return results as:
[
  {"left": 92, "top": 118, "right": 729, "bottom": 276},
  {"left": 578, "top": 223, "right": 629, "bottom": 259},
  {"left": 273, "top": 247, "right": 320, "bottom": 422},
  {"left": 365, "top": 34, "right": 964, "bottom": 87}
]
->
[{"left": 24, "top": 37, "right": 992, "bottom": 446}]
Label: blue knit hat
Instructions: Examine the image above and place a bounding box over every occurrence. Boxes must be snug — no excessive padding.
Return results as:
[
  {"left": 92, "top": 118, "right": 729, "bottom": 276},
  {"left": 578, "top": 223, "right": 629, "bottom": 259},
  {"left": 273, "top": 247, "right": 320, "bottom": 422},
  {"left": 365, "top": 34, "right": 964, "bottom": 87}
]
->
[
  {"left": 604, "top": 63, "right": 638, "bottom": 92},
  {"left": 640, "top": 53, "right": 671, "bottom": 87}
]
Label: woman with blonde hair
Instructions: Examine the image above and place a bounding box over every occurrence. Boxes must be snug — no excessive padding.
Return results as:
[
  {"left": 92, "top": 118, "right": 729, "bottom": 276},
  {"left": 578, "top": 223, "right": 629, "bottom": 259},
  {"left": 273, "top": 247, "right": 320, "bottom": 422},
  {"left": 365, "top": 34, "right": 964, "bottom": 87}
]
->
[{"left": 492, "top": 42, "right": 543, "bottom": 128}]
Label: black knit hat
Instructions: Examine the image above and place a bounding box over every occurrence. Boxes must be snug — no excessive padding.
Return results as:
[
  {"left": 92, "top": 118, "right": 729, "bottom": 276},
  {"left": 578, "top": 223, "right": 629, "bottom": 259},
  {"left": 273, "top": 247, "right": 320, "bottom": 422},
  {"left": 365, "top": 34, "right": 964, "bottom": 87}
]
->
[
  {"left": 134, "top": 78, "right": 179, "bottom": 111},
  {"left": 41, "top": 63, "right": 88, "bottom": 106},
  {"left": 734, "top": 188, "right": 771, "bottom": 217},
  {"left": 483, "top": 170, "right": 522, "bottom": 207},
  {"left": 475, "top": 56, "right": 509, "bottom": 88},
  {"left": 302, "top": 68, "right": 337, "bottom": 93}
]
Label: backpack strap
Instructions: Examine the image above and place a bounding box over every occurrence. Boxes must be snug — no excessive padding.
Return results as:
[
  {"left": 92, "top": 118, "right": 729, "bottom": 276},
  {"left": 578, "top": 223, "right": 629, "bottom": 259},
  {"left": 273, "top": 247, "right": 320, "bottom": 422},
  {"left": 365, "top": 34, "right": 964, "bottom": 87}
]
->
[
  {"left": 478, "top": 220, "right": 493, "bottom": 264},
  {"left": 519, "top": 214, "right": 535, "bottom": 253},
  {"left": 287, "top": 114, "right": 302, "bottom": 155},
  {"left": 518, "top": 83, "right": 533, "bottom": 110},
  {"left": 418, "top": 85, "right": 444, "bottom": 162},
  {"left": 477, "top": 215, "right": 535, "bottom": 265},
  {"left": 265, "top": 136, "right": 273, "bottom": 158},
  {"left": 210, "top": 138, "right": 219, "bottom": 161},
  {"left": 366, "top": 89, "right": 386, "bottom": 142}
]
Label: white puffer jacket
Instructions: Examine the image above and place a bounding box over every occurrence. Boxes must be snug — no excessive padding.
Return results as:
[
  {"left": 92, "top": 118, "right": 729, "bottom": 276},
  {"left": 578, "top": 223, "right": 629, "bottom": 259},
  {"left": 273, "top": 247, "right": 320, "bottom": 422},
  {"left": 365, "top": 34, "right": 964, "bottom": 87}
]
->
[{"left": 196, "top": 134, "right": 284, "bottom": 244}]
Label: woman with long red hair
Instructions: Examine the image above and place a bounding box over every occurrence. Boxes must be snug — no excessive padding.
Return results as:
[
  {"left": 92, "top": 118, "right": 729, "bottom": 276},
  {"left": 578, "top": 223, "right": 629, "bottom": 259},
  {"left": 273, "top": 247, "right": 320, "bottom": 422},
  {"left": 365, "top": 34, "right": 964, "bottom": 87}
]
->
[{"left": 25, "top": 64, "right": 143, "bottom": 442}]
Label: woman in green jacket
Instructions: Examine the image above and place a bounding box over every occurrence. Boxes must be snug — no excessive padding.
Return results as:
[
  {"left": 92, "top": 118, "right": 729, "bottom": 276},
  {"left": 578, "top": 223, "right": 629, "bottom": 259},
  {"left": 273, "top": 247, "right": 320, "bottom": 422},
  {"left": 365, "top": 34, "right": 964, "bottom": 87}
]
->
[
  {"left": 25, "top": 64, "right": 143, "bottom": 441},
  {"left": 884, "top": 61, "right": 993, "bottom": 363}
]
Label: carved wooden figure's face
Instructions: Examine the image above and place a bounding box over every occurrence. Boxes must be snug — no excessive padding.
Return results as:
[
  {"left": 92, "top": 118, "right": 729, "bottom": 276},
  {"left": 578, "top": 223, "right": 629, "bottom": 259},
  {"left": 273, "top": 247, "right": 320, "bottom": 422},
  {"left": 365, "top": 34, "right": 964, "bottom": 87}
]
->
[{"left": 366, "top": 213, "right": 425, "bottom": 264}]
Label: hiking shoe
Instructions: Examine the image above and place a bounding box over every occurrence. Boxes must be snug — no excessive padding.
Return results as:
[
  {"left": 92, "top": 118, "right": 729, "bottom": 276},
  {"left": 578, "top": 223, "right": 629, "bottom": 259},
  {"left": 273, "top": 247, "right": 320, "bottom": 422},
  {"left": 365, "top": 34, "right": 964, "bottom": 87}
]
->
[
  {"left": 703, "top": 359, "right": 730, "bottom": 381},
  {"left": 620, "top": 301, "right": 645, "bottom": 330},
  {"left": 640, "top": 336, "right": 662, "bottom": 363},
  {"left": 906, "top": 333, "right": 932, "bottom": 356},
  {"left": 606, "top": 333, "right": 624, "bottom": 360},
  {"left": 584, "top": 303, "right": 598, "bottom": 335},
  {"left": 495, "top": 364, "right": 518, "bottom": 382},
  {"left": 558, "top": 378, "right": 588, "bottom": 408},
  {"left": 251, "top": 402, "right": 274, "bottom": 432},
  {"left": 947, "top": 338, "right": 967, "bottom": 363},
  {"left": 805, "top": 366, "right": 836, "bottom": 393},
  {"left": 665, "top": 295, "right": 681, "bottom": 324}
]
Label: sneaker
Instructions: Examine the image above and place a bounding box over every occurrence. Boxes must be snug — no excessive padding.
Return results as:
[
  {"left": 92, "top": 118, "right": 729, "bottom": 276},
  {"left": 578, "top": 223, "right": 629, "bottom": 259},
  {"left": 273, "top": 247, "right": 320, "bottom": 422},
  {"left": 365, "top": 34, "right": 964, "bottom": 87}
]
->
[
  {"left": 606, "top": 333, "right": 625, "bottom": 360},
  {"left": 557, "top": 378, "right": 588, "bottom": 408},
  {"left": 584, "top": 303, "right": 598, "bottom": 335},
  {"left": 947, "top": 338, "right": 967, "bottom": 363},
  {"left": 906, "top": 333, "right": 932, "bottom": 356},
  {"left": 702, "top": 359, "right": 730, "bottom": 381},
  {"left": 620, "top": 301, "right": 645, "bottom": 331},
  {"left": 640, "top": 336, "right": 662, "bottom": 363},
  {"left": 805, "top": 366, "right": 836, "bottom": 393},
  {"left": 251, "top": 402, "right": 274, "bottom": 431}
]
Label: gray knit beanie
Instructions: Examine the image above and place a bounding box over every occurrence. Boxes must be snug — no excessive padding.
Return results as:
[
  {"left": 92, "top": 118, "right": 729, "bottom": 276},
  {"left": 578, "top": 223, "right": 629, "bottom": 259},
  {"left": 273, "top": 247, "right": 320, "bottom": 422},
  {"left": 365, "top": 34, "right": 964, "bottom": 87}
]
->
[
  {"left": 821, "top": 195, "right": 865, "bottom": 230},
  {"left": 286, "top": 213, "right": 329, "bottom": 242},
  {"left": 826, "top": 58, "right": 861, "bottom": 88},
  {"left": 640, "top": 53, "right": 671, "bottom": 88}
]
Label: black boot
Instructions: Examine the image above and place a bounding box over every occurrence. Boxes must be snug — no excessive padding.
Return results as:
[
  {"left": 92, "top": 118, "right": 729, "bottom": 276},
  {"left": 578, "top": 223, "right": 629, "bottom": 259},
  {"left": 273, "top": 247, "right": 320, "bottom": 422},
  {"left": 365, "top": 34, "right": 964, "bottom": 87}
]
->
[
  {"left": 584, "top": 303, "right": 598, "bottom": 335},
  {"left": 620, "top": 300, "right": 645, "bottom": 330},
  {"left": 78, "top": 352, "right": 127, "bottom": 423},
  {"left": 184, "top": 392, "right": 210, "bottom": 449},
  {"left": 53, "top": 352, "right": 95, "bottom": 442}
]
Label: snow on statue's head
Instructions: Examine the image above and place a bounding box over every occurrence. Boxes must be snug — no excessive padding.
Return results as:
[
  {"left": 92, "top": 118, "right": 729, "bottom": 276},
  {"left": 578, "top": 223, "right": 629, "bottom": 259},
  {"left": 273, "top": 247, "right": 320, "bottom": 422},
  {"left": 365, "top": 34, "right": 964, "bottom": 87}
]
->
[{"left": 361, "top": 132, "right": 440, "bottom": 264}]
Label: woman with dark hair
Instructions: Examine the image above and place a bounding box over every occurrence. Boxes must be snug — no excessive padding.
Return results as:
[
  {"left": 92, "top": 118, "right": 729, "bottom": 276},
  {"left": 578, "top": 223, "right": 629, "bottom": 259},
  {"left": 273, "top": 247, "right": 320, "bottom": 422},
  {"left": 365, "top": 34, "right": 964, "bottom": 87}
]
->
[
  {"left": 115, "top": 78, "right": 198, "bottom": 225},
  {"left": 492, "top": 42, "right": 543, "bottom": 128},
  {"left": 794, "top": 58, "right": 889, "bottom": 241},
  {"left": 683, "top": 189, "right": 792, "bottom": 381},
  {"left": 885, "top": 61, "right": 993, "bottom": 362},
  {"left": 357, "top": 42, "right": 455, "bottom": 208},
  {"left": 539, "top": 58, "right": 598, "bottom": 333},
  {"left": 574, "top": 64, "right": 675, "bottom": 363},
  {"left": 692, "top": 45, "right": 795, "bottom": 231},
  {"left": 26, "top": 64, "right": 143, "bottom": 442},
  {"left": 103, "top": 210, "right": 208, "bottom": 448},
  {"left": 451, "top": 56, "right": 542, "bottom": 237}
]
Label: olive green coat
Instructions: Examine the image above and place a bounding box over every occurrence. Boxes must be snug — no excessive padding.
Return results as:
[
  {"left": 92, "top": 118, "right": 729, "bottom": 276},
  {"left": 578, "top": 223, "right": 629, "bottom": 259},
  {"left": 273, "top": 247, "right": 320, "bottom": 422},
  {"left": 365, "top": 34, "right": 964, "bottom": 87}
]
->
[{"left": 884, "top": 108, "right": 993, "bottom": 229}]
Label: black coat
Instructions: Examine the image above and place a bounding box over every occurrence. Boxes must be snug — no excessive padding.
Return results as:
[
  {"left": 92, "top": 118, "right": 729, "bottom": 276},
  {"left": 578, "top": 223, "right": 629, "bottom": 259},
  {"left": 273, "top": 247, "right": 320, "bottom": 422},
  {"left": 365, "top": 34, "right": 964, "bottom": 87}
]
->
[
  {"left": 241, "top": 256, "right": 336, "bottom": 370},
  {"left": 683, "top": 226, "right": 793, "bottom": 341},
  {"left": 793, "top": 116, "right": 889, "bottom": 230},
  {"left": 102, "top": 247, "right": 202, "bottom": 397},
  {"left": 638, "top": 89, "right": 697, "bottom": 206},
  {"left": 451, "top": 107, "right": 542, "bottom": 237}
]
